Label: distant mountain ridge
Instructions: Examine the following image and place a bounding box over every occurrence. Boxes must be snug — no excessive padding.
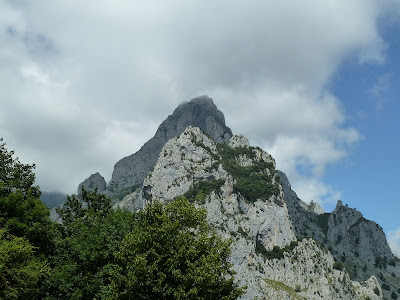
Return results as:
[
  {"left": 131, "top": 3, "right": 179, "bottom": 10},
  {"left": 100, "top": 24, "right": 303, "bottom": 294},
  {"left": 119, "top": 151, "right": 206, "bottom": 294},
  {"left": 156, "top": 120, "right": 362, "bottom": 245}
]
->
[{"left": 40, "top": 191, "right": 67, "bottom": 209}]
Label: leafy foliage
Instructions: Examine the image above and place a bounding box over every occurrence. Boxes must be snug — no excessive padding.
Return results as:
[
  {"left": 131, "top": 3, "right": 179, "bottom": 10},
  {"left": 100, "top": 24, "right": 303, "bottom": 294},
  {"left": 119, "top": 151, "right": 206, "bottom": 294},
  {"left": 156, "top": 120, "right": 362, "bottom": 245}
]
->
[
  {"left": 0, "top": 139, "right": 55, "bottom": 255},
  {"left": 184, "top": 179, "right": 225, "bottom": 204},
  {"left": 0, "top": 138, "right": 40, "bottom": 198},
  {"left": 43, "top": 189, "right": 137, "bottom": 300},
  {"left": 102, "top": 197, "right": 245, "bottom": 299},
  {"left": 0, "top": 228, "right": 49, "bottom": 300},
  {"left": 255, "top": 240, "right": 298, "bottom": 260},
  {"left": 0, "top": 191, "right": 55, "bottom": 255},
  {"left": 215, "top": 143, "right": 280, "bottom": 203},
  {"left": 333, "top": 262, "right": 345, "bottom": 271}
]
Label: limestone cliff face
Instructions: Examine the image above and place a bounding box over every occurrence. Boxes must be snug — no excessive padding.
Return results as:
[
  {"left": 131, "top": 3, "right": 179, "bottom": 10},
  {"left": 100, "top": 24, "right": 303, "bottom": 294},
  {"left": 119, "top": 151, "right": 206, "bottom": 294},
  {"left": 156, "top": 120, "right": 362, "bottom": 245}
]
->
[
  {"left": 278, "top": 170, "right": 398, "bottom": 300},
  {"left": 143, "top": 126, "right": 225, "bottom": 201},
  {"left": 328, "top": 200, "right": 394, "bottom": 264},
  {"left": 114, "top": 126, "right": 382, "bottom": 300},
  {"left": 107, "top": 96, "right": 232, "bottom": 199},
  {"left": 55, "top": 97, "right": 399, "bottom": 299}
]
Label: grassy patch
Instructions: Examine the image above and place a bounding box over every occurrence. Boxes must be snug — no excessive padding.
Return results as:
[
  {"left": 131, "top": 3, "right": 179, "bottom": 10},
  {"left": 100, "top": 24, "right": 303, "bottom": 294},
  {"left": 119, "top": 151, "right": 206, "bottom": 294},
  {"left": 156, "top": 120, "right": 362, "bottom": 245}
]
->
[{"left": 263, "top": 278, "right": 306, "bottom": 299}]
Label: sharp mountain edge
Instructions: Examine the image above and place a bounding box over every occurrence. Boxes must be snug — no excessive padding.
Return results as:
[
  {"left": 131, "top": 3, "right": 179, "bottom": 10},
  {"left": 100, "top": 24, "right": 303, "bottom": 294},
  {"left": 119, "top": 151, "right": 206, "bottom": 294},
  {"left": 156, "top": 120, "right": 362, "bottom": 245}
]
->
[{"left": 50, "top": 96, "right": 399, "bottom": 299}]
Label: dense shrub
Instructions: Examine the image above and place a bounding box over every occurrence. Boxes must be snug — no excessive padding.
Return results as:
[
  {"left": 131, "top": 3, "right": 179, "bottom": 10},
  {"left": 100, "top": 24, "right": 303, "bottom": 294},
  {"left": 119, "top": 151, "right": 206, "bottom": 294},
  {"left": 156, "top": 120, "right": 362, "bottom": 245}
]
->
[
  {"left": 184, "top": 179, "right": 225, "bottom": 204},
  {"left": 215, "top": 143, "right": 279, "bottom": 203},
  {"left": 102, "top": 197, "right": 245, "bottom": 299},
  {"left": 255, "top": 240, "right": 298, "bottom": 260}
]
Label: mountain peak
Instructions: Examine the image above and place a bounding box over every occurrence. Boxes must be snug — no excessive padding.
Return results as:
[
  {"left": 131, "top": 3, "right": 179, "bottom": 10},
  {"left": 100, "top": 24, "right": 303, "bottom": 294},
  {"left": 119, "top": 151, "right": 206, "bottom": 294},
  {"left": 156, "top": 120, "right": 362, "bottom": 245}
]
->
[
  {"left": 164, "top": 95, "right": 232, "bottom": 143},
  {"left": 107, "top": 96, "right": 232, "bottom": 198},
  {"left": 187, "top": 95, "right": 214, "bottom": 105}
]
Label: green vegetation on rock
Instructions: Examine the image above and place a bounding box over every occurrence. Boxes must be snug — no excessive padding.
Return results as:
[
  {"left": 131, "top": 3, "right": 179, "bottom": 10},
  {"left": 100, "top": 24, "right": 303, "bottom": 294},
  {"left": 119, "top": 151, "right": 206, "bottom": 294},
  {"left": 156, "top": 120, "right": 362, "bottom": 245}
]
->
[
  {"left": 256, "top": 240, "right": 299, "bottom": 260},
  {"left": 184, "top": 179, "right": 225, "bottom": 204},
  {"left": 215, "top": 143, "right": 280, "bottom": 203},
  {"left": 110, "top": 184, "right": 141, "bottom": 202},
  {"left": 315, "top": 213, "right": 330, "bottom": 236}
]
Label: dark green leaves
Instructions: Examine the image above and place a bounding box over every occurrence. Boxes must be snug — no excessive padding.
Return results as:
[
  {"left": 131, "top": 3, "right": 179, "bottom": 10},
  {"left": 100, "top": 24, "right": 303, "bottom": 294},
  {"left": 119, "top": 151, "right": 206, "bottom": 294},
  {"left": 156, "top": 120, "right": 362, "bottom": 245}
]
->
[
  {"left": 44, "top": 190, "right": 137, "bottom": 300},
  {"left": 103, "top": 197, "right": 245, "bottom": 300},
  {"left": 0, "top": 138, "right": 39, "bottom": 199},
  {"left": 184, "top": 179, "right": 225, "bottom": 204},
  {"left": 0, "top": 229, "right": 49, "bottom": 300},
  {"left": 216, "top": 143, "right": 279, "bottom": 203},
  {"left": 0, "top": 139, "right": 55, "bottom": 255}
]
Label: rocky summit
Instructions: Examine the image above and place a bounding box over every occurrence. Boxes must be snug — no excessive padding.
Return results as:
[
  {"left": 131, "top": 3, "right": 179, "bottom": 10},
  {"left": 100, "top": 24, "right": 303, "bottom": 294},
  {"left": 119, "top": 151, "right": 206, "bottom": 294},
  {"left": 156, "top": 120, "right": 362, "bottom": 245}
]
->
[
  {"left": 106, "top": 95, "right": 233, "bottom": 200},
  {"left": 74, "top": 96, "right": 399, "bottom": 299}
]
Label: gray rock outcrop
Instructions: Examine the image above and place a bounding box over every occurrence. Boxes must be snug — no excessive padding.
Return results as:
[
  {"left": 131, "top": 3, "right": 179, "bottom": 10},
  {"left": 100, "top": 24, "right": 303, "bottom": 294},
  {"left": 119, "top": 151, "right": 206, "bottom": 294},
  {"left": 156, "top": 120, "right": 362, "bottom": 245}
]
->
[
  {"left": 278, "top": 170, "right": 397, "bottom": 299},
  {"left": 113, "top": 126, "right": 382, "bottom": 299},
  {"left": 77, "top": 172, "right": 106, "bottom": 196},
  {"left": 73, "top": 98, "right": 398, "bottom": 299},
  {"left": 328, "top": 200, "right": 394, "bottom": 264},
  {"left": 107, "top": 95, "right": 232, "bottom": 199}
]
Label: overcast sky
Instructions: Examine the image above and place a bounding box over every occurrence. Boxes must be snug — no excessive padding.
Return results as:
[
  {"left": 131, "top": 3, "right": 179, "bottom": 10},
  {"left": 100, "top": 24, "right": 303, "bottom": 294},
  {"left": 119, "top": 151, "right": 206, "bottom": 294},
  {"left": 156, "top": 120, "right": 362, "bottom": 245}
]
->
[{"left": 1, "top": 0, "right": 400, "bottom": 255}]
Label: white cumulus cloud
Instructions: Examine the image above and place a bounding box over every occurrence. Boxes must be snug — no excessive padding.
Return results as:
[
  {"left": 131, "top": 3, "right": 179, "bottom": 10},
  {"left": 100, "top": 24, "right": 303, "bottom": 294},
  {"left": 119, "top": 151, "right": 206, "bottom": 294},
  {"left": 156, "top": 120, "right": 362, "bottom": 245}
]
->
[
  {"left": 388, "top": 228, "right": 400, "bottom": 258},
  {"left": 0, "top": 0, "right": 399, "bottom": 199}
]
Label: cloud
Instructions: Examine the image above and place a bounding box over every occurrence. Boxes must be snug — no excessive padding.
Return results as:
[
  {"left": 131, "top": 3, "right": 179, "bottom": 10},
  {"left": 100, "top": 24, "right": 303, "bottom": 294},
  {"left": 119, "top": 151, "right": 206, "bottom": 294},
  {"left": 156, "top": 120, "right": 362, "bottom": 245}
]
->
[
  {"left": 368, "top": 73, "right": 392, "bottom": 109},
  {"left": 0, "top": 0, "right": 398, "bottom": 197},
  {"left": 388, "top": 228, "right": 400, "bottom": 258},
  {"left": 208, "top": 84, "right": 360, "bottom": 205}
]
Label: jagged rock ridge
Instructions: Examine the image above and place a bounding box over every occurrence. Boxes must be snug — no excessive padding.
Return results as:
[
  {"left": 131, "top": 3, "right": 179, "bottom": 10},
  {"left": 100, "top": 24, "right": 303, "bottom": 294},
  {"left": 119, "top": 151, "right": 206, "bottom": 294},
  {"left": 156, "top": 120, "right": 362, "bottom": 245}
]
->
[
  {"left": 73, "top": 96, "right": 398, "bottom": 299},
  {"left": 107, "top": 95, "right": 233, "bottom": 199},
  {"left": 278, "top": 171, "right": 398, "bottom": 299},
  {"left": 114, "top": 126, "right": 384, "bottom": 300},
  {"left": 40, "top": 191, "right": 67, "bottom": 209}
]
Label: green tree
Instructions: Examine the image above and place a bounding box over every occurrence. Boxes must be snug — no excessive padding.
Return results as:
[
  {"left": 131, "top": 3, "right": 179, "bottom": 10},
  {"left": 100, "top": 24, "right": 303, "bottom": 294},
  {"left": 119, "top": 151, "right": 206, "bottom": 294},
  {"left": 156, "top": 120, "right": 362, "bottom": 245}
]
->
[
  {"left": 43, "top": 189, "right": 136, "bottom": 300},
  {"left": 0, "top": 138, "right": 39, "bottom": 198},
  {"left": 0, "top": 228, "right": 49, "bottom": 300},
  {"left": 102, "top": 197, "right": 245, "bottom": 300},
  {"left": 0, "top": 138, "right": 55, "bottom": 255}
]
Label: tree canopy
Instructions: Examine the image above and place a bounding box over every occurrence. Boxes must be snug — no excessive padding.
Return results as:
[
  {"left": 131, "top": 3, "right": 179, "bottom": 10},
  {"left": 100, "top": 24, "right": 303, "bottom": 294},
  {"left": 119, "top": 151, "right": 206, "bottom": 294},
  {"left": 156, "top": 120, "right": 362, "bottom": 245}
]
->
[
  {"left": 0, "top": 138, "right": 245, "bottom": 300},
  {"left": 0, "top": 139, "right": 55, "bottom": 255},
  {"left": 0, "top": 138, "right": 39, "bottom": 198},
  {"left": 41, "top": 188, "right": 136, "bottom": 300},
  {"left": 102, "top": 197, "right": 245, "bottom": 300},
  {"left": 0, "top": 229, "right": 49, "bottom": 300}
]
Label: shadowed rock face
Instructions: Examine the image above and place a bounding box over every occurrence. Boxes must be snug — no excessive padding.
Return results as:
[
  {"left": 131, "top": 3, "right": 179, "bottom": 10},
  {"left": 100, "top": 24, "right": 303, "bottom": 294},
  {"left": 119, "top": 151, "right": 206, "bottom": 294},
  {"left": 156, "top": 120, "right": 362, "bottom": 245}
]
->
[
  {"left": 328, "top": 200, "right": 394, "bottom": 264},
  {"left": 107, "top": 96, "right": 233, "bottom": 197},
  {"left": 78, "top": 172, "right": 106, "bottom": 196}
]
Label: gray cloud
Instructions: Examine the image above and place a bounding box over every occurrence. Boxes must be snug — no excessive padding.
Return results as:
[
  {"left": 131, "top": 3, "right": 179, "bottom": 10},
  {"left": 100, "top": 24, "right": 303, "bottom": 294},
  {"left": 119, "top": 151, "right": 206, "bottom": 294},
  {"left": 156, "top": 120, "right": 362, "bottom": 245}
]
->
[{"left": 0, "top": 0, "right": 398, "bottom": 202}]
